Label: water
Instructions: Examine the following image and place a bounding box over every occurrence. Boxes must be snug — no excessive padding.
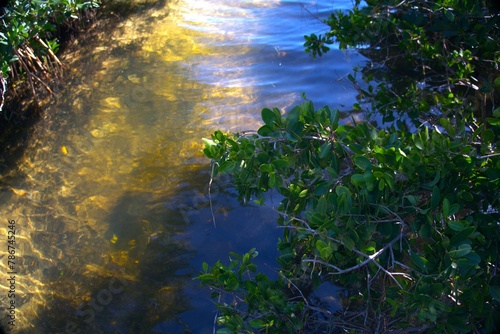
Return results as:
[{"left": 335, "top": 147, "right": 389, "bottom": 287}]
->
[{"left": 0, "top": 0, "right": 364, "bottom": 332}]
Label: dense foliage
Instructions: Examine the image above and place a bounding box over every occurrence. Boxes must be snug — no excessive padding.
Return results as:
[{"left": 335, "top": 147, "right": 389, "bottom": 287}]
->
[
  {"left": 200, "top": 102, "right": 500, "bottom": 333},
  {"left": 0, "top": 0, "right": 100, "bottom": 111},
  {"left": 198, "top": 0, "right": 500, "bottom": 333},
  {"left": 304, "top": 0, "right": 499, "bottom": 126}
]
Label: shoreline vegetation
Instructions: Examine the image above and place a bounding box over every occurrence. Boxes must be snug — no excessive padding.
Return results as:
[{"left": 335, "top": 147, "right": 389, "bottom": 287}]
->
[
  {"left": 0, "top": 0, "right": 100, "bottom": 112},
  {"left": 0, "top": 0, "right": 166, "bottom": 175},
  {"left": 0, "top": 0, "right": 101, "bottom": 176},
  {"left": 0, "top": 0, "right": 102, "bottom": 176}
]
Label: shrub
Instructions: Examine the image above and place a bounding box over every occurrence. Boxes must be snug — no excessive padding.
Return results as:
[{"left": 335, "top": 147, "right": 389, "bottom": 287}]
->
[
  {"left": 304, "top": 0, "right": 500, "bottom": 126},
  {"left": 0, "top": 0, "right": 100, "bottom": 111},
  {"left": 200, "top": 101, "right": 500, "bottom": 332}
]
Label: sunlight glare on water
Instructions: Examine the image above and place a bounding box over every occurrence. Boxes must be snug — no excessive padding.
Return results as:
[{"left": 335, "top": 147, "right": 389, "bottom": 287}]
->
[{"left": 0, "top": 0, "right": 363, "bottom": 332}]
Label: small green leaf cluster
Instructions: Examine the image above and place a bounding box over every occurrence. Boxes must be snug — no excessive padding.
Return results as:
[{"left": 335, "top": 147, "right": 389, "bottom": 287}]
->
[
  {"left": 196, "top": 249, "right": 308, "bottom": 334},
  {"left": 201, "top": 101, "right": 500, "bottom": 332}
]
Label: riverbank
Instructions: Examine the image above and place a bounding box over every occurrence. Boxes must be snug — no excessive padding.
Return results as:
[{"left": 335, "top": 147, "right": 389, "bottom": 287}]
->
[{"left": 0, "top": 0, "right": 168, "bottom": 178}]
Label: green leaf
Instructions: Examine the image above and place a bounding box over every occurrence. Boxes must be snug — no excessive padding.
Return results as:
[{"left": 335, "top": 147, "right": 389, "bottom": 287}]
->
[
  {"left": 354, "top": 156, "right": 371, "bottom": 171},
  {"left": 443, "top": 198, "right": 450, "bottom": 217},
  {"left": 413, "top": 135, "right": 424, "bottom": 150},
  {"left": 320, "top": 246, "right": 333, "bottom": 259},
  {"left": 450, "top": 226, "right": 475, "bottom": 247},
  {"left": 449, "top": 203, "right": 460, "bottom": 216},
  {"left": 351, "top": 173, "right": 364, "bottom": 184},
  {"left": 342, "top": 235, "right": 355, "bottom": 251},
  {"left": 272, "top": 159, "right": 289, "bottom": 169},
  {"left": 428, "top": 171, "right": 441, "bottom": 187},
  {"left": 262, "top": 108, "right": 276, "bottom": 126},
  {"left": 249, "top": 319, "right": 267, "bottom": 328},
  {"left": 490, "top": 285, "right": 500, "bottom": 303},
  {"left": 319, "top": 142, "right": 332, "bottom": 159},
  {"left": 314, "top": 181, "right": 331, "bottom": 195},
  {"left": 405, "top": 195, "right": 417, "bottom": 206},
  {"left": 448, "top": 244, "right": 472, "bottom": 259},
  {"left": 329, "top": 107, "right": 340, "bottom": 129},
  {"left": 439, "top": 118, "right": 456, "bottom": 137},
  {"left": 316, "top": 239, "right": 327, "bottom": 251},
  {"left": 482, "top": 129, "right": 495, "bottom": 143},
  {"left": 419, "top": 221, "right": 431, "bottom": 238},
  {"left": 448, "top": 221, "right": 466, "bottom": 232},
  {"left": 410, "top": 252, "right": 431, "bottom": 272},
  {"left": 286, "top": 105, "right": 300, "bottom": 127},
  {"left": 219, "top": 161, "right": 236, "bottom": 173},
  {"left": 258, "top": 125, "right": 275, "bottom": 136},
  {"left": 202, "top": 138, "right": 216, "bottom": 147},
  {"left": 335, "top": 186, "right": 352, "bottom": 211},
  {"left": 431, "top": 186, "right": 440, "bottom": 210},
  {"left": 316, "top": 196, "right": 328, "bottom": 214},
  {"left": 260, "top": 164, "right": 273, "bottom": 173}
]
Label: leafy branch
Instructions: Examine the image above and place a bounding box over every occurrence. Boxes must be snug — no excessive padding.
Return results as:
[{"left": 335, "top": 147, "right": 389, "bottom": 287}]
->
[{"left": 200, "top": 100, "right": 500, "bottom": 333}]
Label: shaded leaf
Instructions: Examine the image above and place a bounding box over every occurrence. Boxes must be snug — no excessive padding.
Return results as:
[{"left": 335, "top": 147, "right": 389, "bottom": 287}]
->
[{"left": 355, "top": 156, "right": 372, "bottom": 171}]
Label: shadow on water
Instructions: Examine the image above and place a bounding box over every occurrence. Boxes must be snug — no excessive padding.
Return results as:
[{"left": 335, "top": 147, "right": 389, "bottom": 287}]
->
[{"left": 23, "top": 164, "right": 281, "bottom": 333}]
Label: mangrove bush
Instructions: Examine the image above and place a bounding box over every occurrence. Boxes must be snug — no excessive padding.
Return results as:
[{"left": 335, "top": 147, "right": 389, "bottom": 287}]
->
[
  {"left": 0, "top": 0, "right": 100, "bottom": 111},
  {"left": 198, "top": 0, "right": 500, "bottom": 332}
]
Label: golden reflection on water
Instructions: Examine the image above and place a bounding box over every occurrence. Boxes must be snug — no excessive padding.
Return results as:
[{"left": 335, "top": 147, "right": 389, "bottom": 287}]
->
[
  {"left": 0, "top": 0, "right": 296, "bottom": 331},
  {"left": 0, "top": 0, "right": 365, "bottom": 330}
]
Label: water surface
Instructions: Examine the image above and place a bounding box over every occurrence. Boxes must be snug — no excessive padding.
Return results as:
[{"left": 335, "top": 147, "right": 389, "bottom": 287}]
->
[{"left": 0, "top": 0, "right": 364, "bottom": 332}]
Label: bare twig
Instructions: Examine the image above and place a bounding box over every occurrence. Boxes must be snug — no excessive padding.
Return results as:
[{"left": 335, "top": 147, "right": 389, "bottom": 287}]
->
[
  {"left": 208, "top": 160, "right": 218, "bottom": 228},
  {"left": 0, "top": 75, "right": 6, "bottom": 112}
]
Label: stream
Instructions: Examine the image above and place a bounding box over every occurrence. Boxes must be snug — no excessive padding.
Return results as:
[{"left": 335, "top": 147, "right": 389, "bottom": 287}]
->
[{"left": 0, "top": 0, "right": 366, "bottom": 332}]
